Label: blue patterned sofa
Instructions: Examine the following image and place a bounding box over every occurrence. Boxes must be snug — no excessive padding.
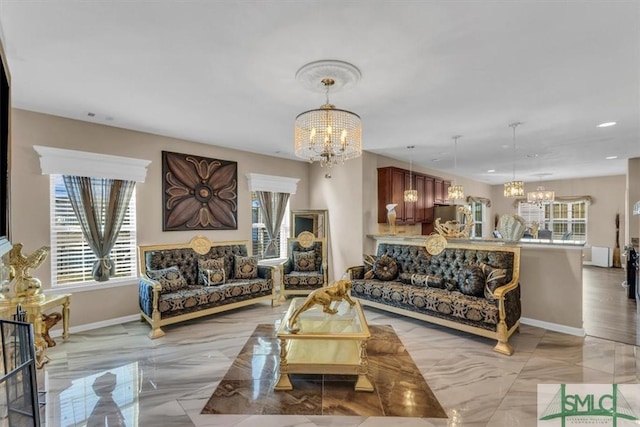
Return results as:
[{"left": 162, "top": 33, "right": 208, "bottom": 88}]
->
[
  {"left": 138, "top": 236, "right": 278, "bottom": 338},
  {"left": 347, "top": 241, "right": 521, "bottom": 355}
]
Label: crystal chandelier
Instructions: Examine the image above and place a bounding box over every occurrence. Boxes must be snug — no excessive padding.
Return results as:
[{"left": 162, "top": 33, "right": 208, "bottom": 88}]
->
[
  {"left": 527, "top": 186, "right": 555, "bottom": 204},
  {"left": 504, "top": 122, "right": 525, "bottom": 198},
  {"left": 404, "top": 146, "right": 418, "bottom": 202},
  {"left": 448, "top": 135, "right": 464, "bottom": 200},
  {"left": 294, "top": 61, "right": 362, "bottom": 168}
]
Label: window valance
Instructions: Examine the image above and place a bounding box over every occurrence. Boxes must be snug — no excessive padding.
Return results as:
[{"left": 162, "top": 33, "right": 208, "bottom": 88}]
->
[
  {"left": 466, "top": 196, "right": 491, "bottom": 207},
  {"left": 512, "top": 195, "right": 593, "bottom": 208},
  {"left": 33, "top": 145, "right": 151, "bottom": 182},
  {"left": 246, "top": 173, "right": 299, "bottom": 194}
]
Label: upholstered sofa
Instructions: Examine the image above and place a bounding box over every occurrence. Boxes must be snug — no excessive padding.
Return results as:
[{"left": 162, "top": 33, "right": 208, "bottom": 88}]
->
[
  {"left": 347, "top": 241, "right": 521, "bottom": 355},
  {"left": 138, "top": 236, "right": 278, "bottom": 338},
  {"left": 279, "top": 232, "right": 328, "bottom": 301}
]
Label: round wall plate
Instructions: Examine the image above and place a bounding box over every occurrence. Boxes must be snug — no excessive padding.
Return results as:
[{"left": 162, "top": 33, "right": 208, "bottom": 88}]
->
[
  {"left": 296, "top": 60, "right": 361, "bottom": 93},
  {"left": 425, "top": 234, "right": 447, "bottom": 256}
]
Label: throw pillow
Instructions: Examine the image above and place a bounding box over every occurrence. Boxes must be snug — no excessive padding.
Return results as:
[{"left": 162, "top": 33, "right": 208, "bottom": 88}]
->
[
  {"left": 457, "top": 265, "right": 486, "bottom": 297},
  {"left": 200, "top": 268, "right": 225, "bottom": 286},
  {"left": 373, "top": 254, "right": 399, "bottom": 281},
  {"left": 410, "top": 274, "right": 445, "bottom": 288},
  {"left": 147, "top": 266, "right": 188, "bottom": 294},
  {"left": 234, "top": 255, "right": 258, "bottom": 279},
  {"left": 198, "top": 258, "right": 225, "bottom": 286},
  {"left": 478, "top": 262, "right": 508, "bottom": 300},
  {"left": 363, "top": 254, "right": 377, "bottom": 279},
  {"left": 293, "top": 250, "right": 316, "bottom": 272}
]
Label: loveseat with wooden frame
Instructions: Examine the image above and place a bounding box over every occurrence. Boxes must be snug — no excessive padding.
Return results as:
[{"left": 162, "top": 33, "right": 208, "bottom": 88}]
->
[
  {"left": 347, "top": 240, "right": 521, "bottom": 355},
  {"left": 138, "top": 236, "right": 278, "bottom": 338}
]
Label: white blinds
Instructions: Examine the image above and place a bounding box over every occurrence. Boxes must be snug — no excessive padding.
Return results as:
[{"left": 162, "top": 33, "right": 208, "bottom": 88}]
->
[{"left": 50, "top": 175, "right": 137, "bottom": 286}]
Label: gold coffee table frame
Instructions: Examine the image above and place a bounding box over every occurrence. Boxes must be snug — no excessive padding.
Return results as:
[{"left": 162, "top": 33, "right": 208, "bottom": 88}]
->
[{"left": 275, "top": 298, "right": 373, "bottom": 392}]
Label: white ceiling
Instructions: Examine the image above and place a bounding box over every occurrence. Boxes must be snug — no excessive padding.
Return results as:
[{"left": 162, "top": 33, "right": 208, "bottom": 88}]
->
[{"left": 0, "top": 1, "right": 638, "bottom": 185}]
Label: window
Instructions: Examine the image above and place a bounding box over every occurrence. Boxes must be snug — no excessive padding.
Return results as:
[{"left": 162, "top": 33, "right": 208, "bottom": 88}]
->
[
  {"left": 251, "top": 192, "right": 290, "bottom": 259},
  {"left": 50, "top": 175, "right": 137, "bottom": 286},
  {"left": 517, "top": 200, "right": 587, "bottom": 241},
  {"left": 468, "top": 202, "right": 484, "bottom": 238}
]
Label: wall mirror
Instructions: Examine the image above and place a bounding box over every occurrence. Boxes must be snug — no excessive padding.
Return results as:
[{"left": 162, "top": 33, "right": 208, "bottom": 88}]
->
[{"left": 290, "top": 210, "right": 328, "bottom": 239}]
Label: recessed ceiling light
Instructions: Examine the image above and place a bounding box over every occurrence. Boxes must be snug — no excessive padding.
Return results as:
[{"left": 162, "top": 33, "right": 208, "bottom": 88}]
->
[
  {"left": 487, "top": 169, "right": 496, "bottom": 173},
  {"left": 431, "top": 158, "right": 441, "bottom": 162},
  {"left": 605, "top": 156, "right": 618, "bottom": 160},
  {"left": 597, "top": 122, "right": 617, "bottom": 128}
]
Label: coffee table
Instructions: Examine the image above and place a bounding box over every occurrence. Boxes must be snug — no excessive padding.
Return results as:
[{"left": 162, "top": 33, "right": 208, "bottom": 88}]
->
[{"left": 275, "top": 297, "right": 373, "bottom": 392}]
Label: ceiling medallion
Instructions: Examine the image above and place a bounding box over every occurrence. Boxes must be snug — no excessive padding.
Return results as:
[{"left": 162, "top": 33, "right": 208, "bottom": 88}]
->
[{"left": 294, "top": 60, "right": 362, "bottom": 168}]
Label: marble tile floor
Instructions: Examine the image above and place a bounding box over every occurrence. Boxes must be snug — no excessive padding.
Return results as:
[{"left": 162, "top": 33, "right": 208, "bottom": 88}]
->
[
  {"left": 201, "top": 324, "right": 446, "bottom": 418},
  {"left": 39, "top": 301, "right": 639, "bottom": 427}
]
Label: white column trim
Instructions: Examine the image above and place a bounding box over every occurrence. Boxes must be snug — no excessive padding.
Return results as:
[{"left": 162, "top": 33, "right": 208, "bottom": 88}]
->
[
  {"left": 246, "top": 173, "right": 299, "bottom": 194},
  {"left": 33, "top": 145, "right": 152, "bottom": 182}
]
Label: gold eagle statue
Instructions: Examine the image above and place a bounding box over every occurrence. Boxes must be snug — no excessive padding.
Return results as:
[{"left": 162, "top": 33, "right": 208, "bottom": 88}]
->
[{"left": 9, "top": 243, "right": 50, "bottom": 300}]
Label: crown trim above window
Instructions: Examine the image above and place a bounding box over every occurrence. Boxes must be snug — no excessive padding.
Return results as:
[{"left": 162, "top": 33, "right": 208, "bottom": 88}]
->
[
  {"left": 246, "top": 173, "right": 299, "bottom": 194},
  {"left": 33, "top": 145, "right": 152, "bottom": 182}
]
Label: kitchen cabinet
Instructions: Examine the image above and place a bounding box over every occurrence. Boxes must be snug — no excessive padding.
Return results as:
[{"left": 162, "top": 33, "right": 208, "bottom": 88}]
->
[
  {"left": 434, "top": 179, "right": 451, "bottom": 204},
  {"left": 378, "top": 167, "right": 443, "bottom": 225}
]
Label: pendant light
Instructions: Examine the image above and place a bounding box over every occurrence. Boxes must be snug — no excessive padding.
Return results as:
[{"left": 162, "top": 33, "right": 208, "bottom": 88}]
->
[
  {"left": 404, "top": 146, "right": 418, "bottom": 202},
  {"left": 504, "top": 122, "right": 525, "bottom": 198},
  {"left": 448, "top": 135, "right": 464, "bottom": 201}
]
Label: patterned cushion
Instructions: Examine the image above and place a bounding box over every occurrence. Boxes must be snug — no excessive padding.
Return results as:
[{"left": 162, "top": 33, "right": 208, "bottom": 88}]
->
[
  {"left": 200, "top": 268, "right": 225, "bottom": 286},
  {"left": 373, "top": 254, "right": 399, "bottom": 281},
  {"left": 363, "top": 254, "right": 377, "bottom": 280},
  {"left": 410, "top": 274, "right": 445, "bottom": 288},
  {"left": 198, "top": 258, "right": 225, "bottom": 286},
  {"left": 478, "top": 262, "right": 508, "bottom": 300},
  {"left": 293, "top": 250, "right": 316, "bottom": 272},
  {"left": 147, "top": 266, "right": 188, "bottom": 294},
  {"left": 234, "top": 255, "right": 258, "bottom": 279},
  {"left": 458, "top": 265, "right": 486, "bottom": 297}
]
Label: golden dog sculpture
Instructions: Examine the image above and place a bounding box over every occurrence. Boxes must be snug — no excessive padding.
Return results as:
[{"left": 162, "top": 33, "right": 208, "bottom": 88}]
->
[{"left": 286, "top": 279, "right": 356, "bottom": 333}]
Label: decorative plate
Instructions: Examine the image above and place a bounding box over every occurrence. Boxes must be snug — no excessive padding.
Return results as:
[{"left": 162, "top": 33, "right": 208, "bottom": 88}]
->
[
  {"left": 425, "top": 234, "right": 447, "bottom": 255},
  {"left": 297, "top": 231, "right": 315, "bottom": 248}
]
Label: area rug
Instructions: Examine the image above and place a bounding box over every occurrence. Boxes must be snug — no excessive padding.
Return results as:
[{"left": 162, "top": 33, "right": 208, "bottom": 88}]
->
[{"left": 202, "top": 324, "right": 447, "bottom": 417}]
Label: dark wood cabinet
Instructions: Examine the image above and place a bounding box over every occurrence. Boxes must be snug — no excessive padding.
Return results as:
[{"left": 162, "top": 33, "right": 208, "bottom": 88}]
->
[
  {"left": 434, "top": 179, "right": 451, "bottom": 204},
  {"left": 378, "top": 167, "right": 445, "bottom": 225},
  {"left": 378, "top": 167, "right": 406, "bottom": 223},
  {"left": 414, "top": 174, "right": 425, "bottom": 222}
]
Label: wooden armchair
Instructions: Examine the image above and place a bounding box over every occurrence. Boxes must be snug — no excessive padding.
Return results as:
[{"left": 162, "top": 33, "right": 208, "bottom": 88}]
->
[{"left": 279, "top": 231, "right": 328, "bottom": 301}]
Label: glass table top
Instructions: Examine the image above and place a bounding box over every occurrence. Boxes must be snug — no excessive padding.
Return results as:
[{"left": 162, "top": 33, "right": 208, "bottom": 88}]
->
[{"left": 277, "top": 297, "right": 369, "bottom": 338}]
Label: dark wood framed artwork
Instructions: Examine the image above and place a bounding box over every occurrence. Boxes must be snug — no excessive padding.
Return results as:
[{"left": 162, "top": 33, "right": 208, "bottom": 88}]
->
[
  {"left": 162, "top": 151, "right": 238, "bottom": 231},
  {"left": 0, "top": 38, "right": 11, "bottom": 240}
]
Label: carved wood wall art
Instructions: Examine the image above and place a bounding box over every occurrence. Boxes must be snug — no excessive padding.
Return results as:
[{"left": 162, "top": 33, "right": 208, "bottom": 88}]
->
[{"left": 162, "top": 151, "right": 238, "bottom": 231}]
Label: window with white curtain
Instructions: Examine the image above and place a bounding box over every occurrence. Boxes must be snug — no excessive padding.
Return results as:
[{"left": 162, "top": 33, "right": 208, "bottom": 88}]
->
[
  {"left": 517, "top": 200, "right": 587, "bottom": 241},
  {"left": 49, "top": 174, "right": 137, "bottom": 286},
  {"left": 251, "top": 191, "right": 290, "bottom": 259}
]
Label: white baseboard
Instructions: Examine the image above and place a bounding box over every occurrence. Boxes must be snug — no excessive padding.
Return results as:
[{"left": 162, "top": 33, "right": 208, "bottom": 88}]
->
[
  {"left": 520, "top": 317, "right": 585, "bottom": 337},
  {"left": 49, "top": 314, "right": 140, "bottom": 338}
]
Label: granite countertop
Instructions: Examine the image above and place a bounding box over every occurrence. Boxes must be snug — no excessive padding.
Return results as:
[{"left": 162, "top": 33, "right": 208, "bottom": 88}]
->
[{"left": 367, "top": 234, "right": 586, "bottom": 248}]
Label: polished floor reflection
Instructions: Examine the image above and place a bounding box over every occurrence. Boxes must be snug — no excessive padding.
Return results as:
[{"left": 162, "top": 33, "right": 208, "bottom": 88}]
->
[
  {"left": 202, "top": 324, "right": 446, "bottom": 417},
  {"left": 40, "top": 298, "right": 639, "bottom": 427}
]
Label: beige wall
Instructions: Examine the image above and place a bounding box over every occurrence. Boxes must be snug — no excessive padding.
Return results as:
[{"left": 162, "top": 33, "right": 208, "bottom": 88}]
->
[
  {"left": 490, "top": 175, "right": 626, "bottom": 260},
  {"left": 10, "top": 109, "right": 310, "bottom": 327},
  {"left": 519, "top": 245, "right": 584, "bottom": 330},
  {"left": 309, "top": 157, "right": 364, "bottom": 281},
  {"left": 627, "top": 157, "right": 640, "bottom": 247}
]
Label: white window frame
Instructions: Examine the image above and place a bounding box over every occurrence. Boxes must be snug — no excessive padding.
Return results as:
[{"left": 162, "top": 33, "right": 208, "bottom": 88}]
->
[
  {"left": 49, "top": 175, "right": 138, "bottom": 289},
  {"left": 517, "top": 200, "right": 587, "bottom": 242},
  {"left": 467, "top": 201, "right": 485, "bottom": 238}
]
